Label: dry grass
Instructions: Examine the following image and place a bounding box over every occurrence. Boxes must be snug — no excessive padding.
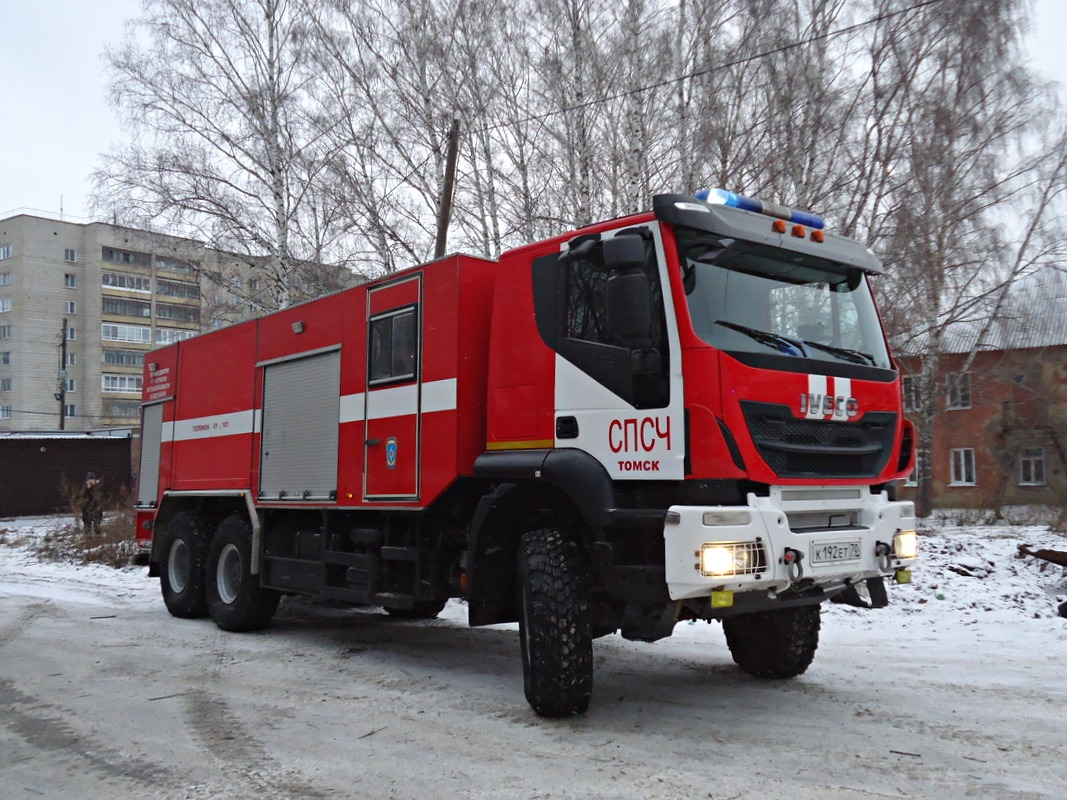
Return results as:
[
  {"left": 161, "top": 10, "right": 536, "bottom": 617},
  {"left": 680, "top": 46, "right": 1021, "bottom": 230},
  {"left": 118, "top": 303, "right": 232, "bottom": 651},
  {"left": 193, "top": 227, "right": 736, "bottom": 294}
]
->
[
  {"left": 12, "top": 482, "right": 140, "bottom": 569},
  {"left": 28, "top": 512, "right": 138, "bottom": 569}
]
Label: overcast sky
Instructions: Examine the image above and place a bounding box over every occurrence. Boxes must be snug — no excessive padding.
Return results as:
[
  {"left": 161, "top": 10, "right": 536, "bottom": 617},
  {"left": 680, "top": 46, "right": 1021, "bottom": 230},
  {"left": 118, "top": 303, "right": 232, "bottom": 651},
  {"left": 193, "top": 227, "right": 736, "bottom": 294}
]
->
[{"left": 1, "top": 0, "right": 1065, "bottom": 221}]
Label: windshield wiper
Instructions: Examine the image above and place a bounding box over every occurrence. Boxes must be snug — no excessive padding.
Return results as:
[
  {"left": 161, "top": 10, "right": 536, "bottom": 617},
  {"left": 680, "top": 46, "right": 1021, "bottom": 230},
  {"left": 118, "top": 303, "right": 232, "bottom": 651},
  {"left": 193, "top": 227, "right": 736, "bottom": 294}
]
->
[
  {"left": 715, "top": 321, "right": 807, "bottom": 357},
  {"left": 802, "top": 339, "right": 877, "bottom": 366}
]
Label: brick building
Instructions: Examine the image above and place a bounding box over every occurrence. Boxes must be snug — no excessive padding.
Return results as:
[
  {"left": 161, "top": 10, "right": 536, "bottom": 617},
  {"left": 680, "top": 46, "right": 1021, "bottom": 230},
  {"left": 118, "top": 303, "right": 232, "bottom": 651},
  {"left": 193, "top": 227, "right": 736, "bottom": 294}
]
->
[{"left": 897, "top": 271, "right": 1067, "bottom": 511}]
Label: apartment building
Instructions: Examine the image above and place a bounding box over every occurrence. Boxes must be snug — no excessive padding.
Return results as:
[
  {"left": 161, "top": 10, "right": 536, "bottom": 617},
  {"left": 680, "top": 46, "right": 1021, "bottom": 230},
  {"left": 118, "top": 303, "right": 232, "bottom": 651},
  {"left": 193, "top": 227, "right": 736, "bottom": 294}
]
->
[{"left": 0, "top": 214, "right": 272, "bottom": 432}]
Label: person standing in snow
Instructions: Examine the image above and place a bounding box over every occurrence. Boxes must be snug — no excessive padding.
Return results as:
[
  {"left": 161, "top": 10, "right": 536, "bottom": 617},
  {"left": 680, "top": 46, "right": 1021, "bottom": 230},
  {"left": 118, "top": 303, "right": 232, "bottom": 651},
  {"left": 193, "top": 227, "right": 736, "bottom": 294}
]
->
[{"left": 80, "top": 472, "right": 103, "bottom": 534}]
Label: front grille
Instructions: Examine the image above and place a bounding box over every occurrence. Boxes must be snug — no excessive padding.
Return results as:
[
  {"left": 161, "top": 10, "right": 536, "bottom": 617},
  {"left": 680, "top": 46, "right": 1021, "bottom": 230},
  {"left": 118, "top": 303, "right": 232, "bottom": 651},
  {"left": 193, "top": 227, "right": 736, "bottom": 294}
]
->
[{"left": 741, "top": 401, "right": 896, "bottom": 479}]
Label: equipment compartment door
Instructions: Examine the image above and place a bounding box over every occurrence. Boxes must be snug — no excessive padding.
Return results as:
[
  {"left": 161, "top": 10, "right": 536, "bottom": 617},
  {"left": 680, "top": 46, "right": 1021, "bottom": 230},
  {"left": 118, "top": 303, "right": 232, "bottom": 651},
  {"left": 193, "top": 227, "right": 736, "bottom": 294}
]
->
[{"left": 364, "top": 276, "right": 422, "bottom": 500}]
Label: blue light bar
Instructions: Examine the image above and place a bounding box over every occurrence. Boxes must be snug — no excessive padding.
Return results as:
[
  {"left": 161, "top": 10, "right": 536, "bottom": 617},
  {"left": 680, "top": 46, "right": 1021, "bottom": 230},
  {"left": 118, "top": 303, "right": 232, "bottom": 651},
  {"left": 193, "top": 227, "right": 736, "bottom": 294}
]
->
[{"left": 694, "top": 188, "right": 825, "bottom": 230}]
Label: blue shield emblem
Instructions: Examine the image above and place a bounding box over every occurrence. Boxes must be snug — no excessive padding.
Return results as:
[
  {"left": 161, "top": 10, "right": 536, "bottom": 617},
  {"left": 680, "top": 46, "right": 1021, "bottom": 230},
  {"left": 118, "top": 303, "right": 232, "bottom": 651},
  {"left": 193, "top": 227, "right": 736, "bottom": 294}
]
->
[{"left": 385, "top": 436, "right": 398, "bottom": 469}]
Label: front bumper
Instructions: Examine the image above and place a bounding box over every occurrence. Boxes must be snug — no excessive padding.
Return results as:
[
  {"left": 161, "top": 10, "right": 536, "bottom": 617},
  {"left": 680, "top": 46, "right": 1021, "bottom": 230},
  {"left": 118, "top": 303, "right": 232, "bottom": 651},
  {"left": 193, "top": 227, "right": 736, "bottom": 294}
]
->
[{"left": 663, "top": 485, "right": 916, "bottom": 601}]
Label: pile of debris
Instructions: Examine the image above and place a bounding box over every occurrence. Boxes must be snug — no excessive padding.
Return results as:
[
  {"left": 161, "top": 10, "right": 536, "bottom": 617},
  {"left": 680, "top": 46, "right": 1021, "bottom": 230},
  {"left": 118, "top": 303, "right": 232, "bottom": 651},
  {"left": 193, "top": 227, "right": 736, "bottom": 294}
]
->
[{"left": 1017, "top": 544, "right": 1067, "bottom": 618}]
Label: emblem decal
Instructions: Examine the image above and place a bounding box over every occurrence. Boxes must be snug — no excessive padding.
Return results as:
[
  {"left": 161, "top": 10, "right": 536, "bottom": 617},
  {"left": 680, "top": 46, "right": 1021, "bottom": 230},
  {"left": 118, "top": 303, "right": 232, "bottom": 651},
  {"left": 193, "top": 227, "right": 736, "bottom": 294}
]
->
[
  {"left": 385, "top": 436, "right": 398, "bottom": 469},
  {"left": 801, "top": 376, "right": 858, "bottom": 420}
]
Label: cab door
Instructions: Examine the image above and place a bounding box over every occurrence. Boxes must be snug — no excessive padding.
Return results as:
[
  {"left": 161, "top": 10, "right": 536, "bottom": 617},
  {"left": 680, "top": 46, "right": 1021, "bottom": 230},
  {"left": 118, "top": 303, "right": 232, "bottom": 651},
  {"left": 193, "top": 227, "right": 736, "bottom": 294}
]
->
[{"left": 363, "top": 275, "right": 422, "bottom": 500}]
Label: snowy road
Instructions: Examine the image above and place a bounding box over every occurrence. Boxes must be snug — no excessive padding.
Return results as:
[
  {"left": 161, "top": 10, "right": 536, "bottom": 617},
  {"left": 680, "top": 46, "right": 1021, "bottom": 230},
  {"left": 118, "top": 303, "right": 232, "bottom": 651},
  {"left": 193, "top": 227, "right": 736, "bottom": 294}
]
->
[{"left": 1, "top": 521, "right": 1066, "bottom": 800}]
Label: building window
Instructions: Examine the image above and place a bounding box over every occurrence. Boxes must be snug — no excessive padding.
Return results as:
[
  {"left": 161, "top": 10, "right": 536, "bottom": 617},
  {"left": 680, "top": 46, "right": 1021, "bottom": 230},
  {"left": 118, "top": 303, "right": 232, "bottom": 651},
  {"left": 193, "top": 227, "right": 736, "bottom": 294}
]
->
[
  {"left": 0, "top": 405, "right": 11, "bottom": 419},
  {"left": 0, "top": 351, "right": 9, "bottom": 365},
  {"left": 63, "top": 378, "right": 75, "bottom": 393},
  {"left": 65, "top": 300, "right": 77, "bottom": 314},
  {"left": 102, "top": 323, "right": 152, "bottom": 344},
  {"left": 0, "top": 272, "right": 10, "bottom": 286},
  {"left": 103, "top": 349, "right": 145, "bottom": 368},
  {"left": 103, "top": 296, "right": 152, "bottom": 317},
  {"left": 950, "top": 448, "right": 976, "bottom": 486},
  {"left": 1019, "top": 448, "right": 1046, "bottom": 486},
  {"left": 103, "top": 271, "right": 151, "bottom": 292},
  {"left": 102, "top": 374, "right": 144, "bottom": 393},
  {"left": 64, "top": 248, "right": 77, "bottom": 263},
  {"left": 0, "top": 298, "right": 10, "bottom": 313},
  {"left": 249, "top": 278, "right": 261, "bottom": 291},
  {"left": 156, "top": 257, "right": 197, "bottom": 275},
  {"left": 102, "top": 246, "right": 151, "bottom": 267},
  {"left": 65, "top": 352, "right": 76, "bottom": 367},
  {"left": 0, "top": 325, "right": 10, "bottom": 339},
  {"left": 0, "top": 378, "right": 10, "bottom": 392},
  {"left": 65, "top": 273, "right": 77, "bottom": 288},
  {"left": 103, "top": 400, "right": 140, "bottom": 418},
  {"left": 0, "top": 245, "right": 11, "bottom": 260},
  {"left": 902, "top": 376, "right": 920, "bottom": 412},
  {"left": 155, "top": 328, "right": 197, "bottom": 345},
  {"left": 156, "top": 302, "right": 200, "bottom": 323},
  {"left": 64, "top": 404, "right": 76, "bottom": 418},
  {"left": 156, "top": 278, "right": 199, "bottom": 299},
  {"left": 946, "top": 372, "right": 972, "bottom": 410},
  {"left": 67, "top": 326, "right": 76, "bottom": 341}
]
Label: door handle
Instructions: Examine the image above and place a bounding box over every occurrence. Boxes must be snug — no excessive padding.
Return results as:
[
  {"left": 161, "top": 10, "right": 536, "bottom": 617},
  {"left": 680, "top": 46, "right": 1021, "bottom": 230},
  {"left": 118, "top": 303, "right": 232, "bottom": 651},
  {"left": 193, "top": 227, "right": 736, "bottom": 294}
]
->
[{"left": 365, "top": 438, "right": 381, "bottom": 446}]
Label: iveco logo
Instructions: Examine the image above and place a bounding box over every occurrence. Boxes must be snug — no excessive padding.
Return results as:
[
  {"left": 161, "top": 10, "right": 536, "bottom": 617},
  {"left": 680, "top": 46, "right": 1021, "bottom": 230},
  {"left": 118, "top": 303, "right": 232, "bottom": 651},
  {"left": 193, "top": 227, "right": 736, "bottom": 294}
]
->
[{"left": 800, "top": 393, "right": 860, "bottom": 418}]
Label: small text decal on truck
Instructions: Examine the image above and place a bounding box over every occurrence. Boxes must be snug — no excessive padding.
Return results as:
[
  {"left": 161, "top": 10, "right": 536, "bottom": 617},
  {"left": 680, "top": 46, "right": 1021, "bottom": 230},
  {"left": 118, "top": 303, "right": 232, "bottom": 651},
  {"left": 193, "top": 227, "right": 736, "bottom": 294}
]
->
[{"left": 609, "top": 416, "right": 671, "bottom": 472}]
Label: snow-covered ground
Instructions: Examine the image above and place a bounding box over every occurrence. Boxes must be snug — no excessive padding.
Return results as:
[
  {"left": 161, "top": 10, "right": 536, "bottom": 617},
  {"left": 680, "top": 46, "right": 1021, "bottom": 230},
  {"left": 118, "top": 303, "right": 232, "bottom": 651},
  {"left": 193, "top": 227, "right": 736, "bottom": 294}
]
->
[{"left": 1, "top": 516, "right": 1066, "bottom": 799}]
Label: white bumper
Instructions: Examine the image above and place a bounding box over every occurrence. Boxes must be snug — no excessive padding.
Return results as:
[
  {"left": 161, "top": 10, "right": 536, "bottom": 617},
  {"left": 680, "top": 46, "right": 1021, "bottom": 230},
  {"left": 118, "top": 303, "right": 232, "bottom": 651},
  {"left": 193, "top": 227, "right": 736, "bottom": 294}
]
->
[{"left": 663, "top": 486, "right": 916, "bottom": 601}]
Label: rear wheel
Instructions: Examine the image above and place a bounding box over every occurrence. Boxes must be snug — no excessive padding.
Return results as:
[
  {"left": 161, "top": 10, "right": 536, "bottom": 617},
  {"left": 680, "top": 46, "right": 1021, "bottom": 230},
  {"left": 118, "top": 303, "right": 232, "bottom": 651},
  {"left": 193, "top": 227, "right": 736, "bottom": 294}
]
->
[
  {"left": 206, "top": 515, "right": 280, "bottom": 632},
  {"left": 517, "top": 529, "right": 593, "bottom": 717},
  {"left": 159, "top": 512, "right": 209, "bottom": 618},
  {"left": 722, "top": 604, "right": 821, "bottom": 679}
]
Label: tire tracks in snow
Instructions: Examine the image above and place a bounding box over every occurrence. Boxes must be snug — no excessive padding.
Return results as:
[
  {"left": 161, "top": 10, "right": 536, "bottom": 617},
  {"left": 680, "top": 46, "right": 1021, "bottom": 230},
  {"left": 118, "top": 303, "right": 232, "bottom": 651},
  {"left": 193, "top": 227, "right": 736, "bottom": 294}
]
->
[
  {"left": 0, "top": 677, "right": 178, "bottom": 788},
  {"left": 0, "top": 600, "right": 52, "bottom": 647},
  {"left": 183, "top": 678, "right": 328, "bottom": 799}
]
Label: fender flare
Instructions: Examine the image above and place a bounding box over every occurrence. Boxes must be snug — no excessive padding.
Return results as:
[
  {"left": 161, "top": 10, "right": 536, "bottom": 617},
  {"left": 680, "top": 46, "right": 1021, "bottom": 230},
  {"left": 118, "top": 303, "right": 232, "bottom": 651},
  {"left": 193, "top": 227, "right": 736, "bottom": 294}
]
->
[{"left": 467, "top": 449, "right": 617, "bottom": 626}]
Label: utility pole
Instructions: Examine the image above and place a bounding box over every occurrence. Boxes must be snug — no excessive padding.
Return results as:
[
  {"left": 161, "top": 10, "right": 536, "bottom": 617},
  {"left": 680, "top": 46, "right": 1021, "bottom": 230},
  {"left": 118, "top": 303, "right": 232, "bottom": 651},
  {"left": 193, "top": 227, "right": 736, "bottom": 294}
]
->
[
  {"left": 57, "top": 317, "right": 68, "bottom": 431},
  {"left": 434, "top": 118, "right": 461, "bottom": 260}
]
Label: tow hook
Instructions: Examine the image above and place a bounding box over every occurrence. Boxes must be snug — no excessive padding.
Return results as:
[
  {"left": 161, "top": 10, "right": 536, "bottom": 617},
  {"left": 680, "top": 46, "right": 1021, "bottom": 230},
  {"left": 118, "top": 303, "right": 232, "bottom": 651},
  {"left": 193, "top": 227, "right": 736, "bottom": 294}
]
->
[
  {"left": 874, "top": 541, "right": 892, "bottom": 572},
  {"left": 782, "top": 547, "right": 805, "bottom": 583}
]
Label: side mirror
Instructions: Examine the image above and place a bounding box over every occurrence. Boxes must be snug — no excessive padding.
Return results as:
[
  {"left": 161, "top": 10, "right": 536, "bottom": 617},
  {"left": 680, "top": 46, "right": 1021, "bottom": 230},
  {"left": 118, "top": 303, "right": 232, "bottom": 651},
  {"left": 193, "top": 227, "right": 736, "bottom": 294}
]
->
[
  {"left": 607, "top": 272, "right": 651, "bottom": 346},
  {"left": 602, "top": 236, "right": 646, "bottom": 271}
]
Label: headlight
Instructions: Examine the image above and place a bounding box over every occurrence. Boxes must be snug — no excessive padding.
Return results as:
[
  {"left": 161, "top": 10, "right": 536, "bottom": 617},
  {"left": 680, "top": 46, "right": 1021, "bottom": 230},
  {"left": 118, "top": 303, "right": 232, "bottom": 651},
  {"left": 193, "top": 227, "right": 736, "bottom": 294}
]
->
[
  {"left": 698, "top": 541, "right": 765, "bottom": 577},
  {"left": 893, "top": 529, "right": 918, "bottom": 560}
]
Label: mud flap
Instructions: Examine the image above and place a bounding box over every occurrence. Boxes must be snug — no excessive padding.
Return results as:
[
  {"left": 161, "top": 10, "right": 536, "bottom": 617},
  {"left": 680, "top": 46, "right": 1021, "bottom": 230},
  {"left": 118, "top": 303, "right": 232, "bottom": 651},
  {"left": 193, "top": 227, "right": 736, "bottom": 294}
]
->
[{"left": 833, "top": 577, "right": 889, "bottom": 609}]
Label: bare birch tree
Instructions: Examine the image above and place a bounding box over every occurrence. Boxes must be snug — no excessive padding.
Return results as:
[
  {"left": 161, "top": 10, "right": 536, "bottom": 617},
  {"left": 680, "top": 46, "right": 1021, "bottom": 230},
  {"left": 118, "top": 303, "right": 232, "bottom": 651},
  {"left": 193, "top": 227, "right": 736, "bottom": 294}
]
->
[{"left": 94, "top": 0, "right": 349, "bottom": 308}]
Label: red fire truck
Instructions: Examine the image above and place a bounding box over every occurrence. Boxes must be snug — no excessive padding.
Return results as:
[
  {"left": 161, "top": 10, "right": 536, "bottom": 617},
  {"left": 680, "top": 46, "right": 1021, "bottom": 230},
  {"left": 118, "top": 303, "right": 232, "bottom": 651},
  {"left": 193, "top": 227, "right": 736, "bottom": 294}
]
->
[{"left": 134, "top": 190, "right": 917, "bottom": 717}]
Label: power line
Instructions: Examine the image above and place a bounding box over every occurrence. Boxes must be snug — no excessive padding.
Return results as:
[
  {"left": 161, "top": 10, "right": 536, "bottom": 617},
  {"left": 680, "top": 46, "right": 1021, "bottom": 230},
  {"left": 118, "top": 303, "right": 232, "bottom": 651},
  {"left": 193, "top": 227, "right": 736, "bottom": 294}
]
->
[{"left": 477, "top": 0, "right": 949, "bottom": 135}]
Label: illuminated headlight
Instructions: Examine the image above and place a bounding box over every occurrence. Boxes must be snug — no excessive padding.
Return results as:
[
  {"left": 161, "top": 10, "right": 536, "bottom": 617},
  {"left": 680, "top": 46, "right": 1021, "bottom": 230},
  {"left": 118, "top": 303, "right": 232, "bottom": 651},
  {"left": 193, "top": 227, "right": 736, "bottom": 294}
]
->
[
  {"left": 698, "top": 541, "right": 765, "bottom": 577},
  {"left": 893, "top": 530, "right": 918, "bottom": 560}
]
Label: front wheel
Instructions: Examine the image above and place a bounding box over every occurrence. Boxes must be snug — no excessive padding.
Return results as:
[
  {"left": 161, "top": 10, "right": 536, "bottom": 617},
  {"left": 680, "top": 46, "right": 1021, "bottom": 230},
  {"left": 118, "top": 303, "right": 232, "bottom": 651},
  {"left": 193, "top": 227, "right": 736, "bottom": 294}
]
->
[
  {"left": 206, "top": 515, "right": 280, "bottom": 632},
  {"left": 517, "top": 529, "right": 593, "bottom": 717},
  {"left": 722, "top": 604, "right": 821, "bottom": 679},
  {"left": 159, "top": 512, "right": 209, "bottom": 618}
]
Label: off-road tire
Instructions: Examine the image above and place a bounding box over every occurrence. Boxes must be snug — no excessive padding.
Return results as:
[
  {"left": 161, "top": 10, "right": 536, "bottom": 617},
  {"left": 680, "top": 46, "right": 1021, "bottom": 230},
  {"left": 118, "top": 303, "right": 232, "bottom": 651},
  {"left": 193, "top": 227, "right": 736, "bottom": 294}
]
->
[
  {"left": 385, "top": 599, "right": 448, "bottom": 620},
  {"left": 517, "top": 529, "right": 593, "bottom": 717},
  {"left": 159, "top": 512, "right": 209, "bottom": 618},
  {"left": 722, "top": 604, "right": 821, "bottom": 679},
  {"left": 206, "top": 515, "right": 280, "bottom": 632}
]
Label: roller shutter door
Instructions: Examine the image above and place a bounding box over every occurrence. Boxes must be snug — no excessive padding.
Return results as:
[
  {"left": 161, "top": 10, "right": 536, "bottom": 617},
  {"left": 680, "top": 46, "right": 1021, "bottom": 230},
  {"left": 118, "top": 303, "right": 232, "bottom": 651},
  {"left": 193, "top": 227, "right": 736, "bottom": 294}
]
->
[
  {"left": 137, "top": 403, "right": 164, "bottom": 505},
  {"left": 259, "top": 351, "right": 340, "bottom": 500}
]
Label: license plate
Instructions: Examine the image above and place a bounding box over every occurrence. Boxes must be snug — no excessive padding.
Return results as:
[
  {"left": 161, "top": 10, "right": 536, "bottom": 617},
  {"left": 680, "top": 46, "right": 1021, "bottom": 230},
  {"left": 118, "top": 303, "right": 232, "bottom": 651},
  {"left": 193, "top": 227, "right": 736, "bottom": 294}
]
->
[{"left": 810, "top": 539, "right": 862, "bottom": 565}]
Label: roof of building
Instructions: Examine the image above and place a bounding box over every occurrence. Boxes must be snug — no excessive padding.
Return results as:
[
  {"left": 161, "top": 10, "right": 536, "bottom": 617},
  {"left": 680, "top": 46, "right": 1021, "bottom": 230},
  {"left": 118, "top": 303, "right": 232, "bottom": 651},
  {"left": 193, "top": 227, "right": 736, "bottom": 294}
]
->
[{"left": 894, "top": 267, "right": 1067, "bottom": 355}]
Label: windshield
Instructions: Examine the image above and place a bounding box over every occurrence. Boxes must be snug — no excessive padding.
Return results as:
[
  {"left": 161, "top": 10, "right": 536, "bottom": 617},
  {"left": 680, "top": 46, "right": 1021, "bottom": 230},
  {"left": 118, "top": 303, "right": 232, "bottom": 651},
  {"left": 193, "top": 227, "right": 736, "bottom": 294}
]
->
[{"left": 675, "top": 228, "right": 891, "bottom": 369}]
